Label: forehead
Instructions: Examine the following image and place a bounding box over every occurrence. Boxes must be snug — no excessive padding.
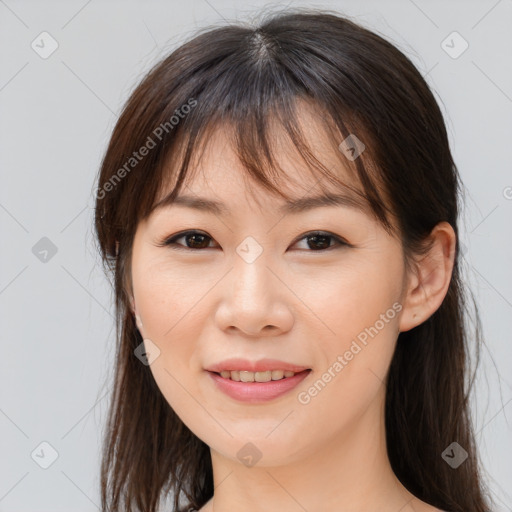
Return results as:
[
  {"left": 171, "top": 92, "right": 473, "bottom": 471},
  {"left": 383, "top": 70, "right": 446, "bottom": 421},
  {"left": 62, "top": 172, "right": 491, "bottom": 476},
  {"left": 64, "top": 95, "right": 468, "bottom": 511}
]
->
[{"left": 152, "top": 104, "right": 372, "bottom": 217}]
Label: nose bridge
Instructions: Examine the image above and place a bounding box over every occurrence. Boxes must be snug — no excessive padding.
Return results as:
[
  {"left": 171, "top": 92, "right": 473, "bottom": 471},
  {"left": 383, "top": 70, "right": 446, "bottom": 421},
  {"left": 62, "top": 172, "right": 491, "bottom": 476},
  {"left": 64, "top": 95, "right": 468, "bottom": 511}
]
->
[
  {"left": 214, "top": 235, "right": 294, "bottom": 336},
  {"left": 231, "top": 236, "right": 272, "bottom": 305}
]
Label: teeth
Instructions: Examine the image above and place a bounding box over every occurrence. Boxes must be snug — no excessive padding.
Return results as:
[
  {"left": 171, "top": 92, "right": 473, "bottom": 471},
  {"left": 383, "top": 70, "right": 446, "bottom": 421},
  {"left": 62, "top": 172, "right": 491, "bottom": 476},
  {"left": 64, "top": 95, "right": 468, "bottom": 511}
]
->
[{"left": 219, "top": 370, "right": 298, "bottom": 382}]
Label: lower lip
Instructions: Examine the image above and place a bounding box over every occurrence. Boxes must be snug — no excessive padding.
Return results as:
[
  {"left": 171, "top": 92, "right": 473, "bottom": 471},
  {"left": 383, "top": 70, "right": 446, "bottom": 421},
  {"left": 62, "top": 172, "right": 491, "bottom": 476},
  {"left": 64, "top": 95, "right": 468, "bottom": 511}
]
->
[{"left": 207, "top": 370, "right": 311, "bottom": 403}]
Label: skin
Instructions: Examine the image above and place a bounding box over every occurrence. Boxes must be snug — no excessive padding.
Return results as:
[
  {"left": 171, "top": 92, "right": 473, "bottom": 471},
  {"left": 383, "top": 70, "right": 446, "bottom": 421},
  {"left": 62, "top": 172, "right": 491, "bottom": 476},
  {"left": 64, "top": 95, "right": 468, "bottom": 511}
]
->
[{"left": 129, "top": 105, "right": 455, "bottom": 512}]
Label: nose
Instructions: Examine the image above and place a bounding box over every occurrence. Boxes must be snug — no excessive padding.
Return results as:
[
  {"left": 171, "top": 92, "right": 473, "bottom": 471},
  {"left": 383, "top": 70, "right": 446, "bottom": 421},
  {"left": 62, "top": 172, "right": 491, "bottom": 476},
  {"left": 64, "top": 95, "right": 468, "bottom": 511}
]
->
[{"left": 214, "top": 253, "right": 294, "bottom": 337}]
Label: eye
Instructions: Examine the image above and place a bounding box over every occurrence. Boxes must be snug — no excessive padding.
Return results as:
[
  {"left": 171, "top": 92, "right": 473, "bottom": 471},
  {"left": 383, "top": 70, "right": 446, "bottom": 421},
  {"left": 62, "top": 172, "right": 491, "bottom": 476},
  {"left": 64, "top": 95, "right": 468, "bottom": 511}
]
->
[
  {"left": 157, "top": 230, "right": 350, "bottom": 252},
  {"left": 292, "top": 231, "right": 349, "bottom": 251},
  {"left": 157, "top": 230, "right": 217, "bottom": 250}
]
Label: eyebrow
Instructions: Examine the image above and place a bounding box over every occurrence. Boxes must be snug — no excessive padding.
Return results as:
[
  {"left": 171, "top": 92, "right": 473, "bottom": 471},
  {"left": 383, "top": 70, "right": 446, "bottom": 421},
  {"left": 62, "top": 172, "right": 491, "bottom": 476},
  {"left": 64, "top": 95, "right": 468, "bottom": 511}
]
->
[{"left": 153, "top": 191, "right": 369, "bottom": 216}]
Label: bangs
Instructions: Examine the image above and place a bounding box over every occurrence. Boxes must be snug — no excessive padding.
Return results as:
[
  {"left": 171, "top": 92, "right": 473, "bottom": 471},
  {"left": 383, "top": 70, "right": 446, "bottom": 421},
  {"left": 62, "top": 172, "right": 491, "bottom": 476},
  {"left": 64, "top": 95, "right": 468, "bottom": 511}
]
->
[{"left": 147, "top": 90, "right": 396, "bottom": 237}]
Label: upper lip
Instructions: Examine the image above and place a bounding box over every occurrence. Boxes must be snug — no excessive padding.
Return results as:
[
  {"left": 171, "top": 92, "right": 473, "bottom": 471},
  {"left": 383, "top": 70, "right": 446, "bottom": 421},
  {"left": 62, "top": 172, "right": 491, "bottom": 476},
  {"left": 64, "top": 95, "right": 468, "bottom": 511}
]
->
[{"left": 205, "top": 358, "right": 311, "bottom": 373}]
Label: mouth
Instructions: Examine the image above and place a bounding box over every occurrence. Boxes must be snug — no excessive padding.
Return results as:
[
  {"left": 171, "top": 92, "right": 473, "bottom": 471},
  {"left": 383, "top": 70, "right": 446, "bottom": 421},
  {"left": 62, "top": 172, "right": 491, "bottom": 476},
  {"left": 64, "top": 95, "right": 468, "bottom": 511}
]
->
[
  {"left": 210, "top": 369, "right": 312, "bottom": 382},
  {"left": 206, "top": 369, "right": 312, "bottom": 403}
]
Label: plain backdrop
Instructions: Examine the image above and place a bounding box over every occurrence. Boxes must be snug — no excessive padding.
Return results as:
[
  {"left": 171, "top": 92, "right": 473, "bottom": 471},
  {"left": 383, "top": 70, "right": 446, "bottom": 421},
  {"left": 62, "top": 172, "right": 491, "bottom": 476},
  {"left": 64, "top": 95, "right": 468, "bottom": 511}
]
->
[{"left": 0, "top": 1, "right": 511, "bottom": 511}]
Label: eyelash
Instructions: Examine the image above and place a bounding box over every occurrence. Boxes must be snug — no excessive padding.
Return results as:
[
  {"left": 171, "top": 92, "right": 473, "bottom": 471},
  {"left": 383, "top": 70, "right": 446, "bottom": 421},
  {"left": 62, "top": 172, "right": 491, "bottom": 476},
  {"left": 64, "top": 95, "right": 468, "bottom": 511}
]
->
[{"left": 156, "top": 230, "right": 350, "bottom": 252}]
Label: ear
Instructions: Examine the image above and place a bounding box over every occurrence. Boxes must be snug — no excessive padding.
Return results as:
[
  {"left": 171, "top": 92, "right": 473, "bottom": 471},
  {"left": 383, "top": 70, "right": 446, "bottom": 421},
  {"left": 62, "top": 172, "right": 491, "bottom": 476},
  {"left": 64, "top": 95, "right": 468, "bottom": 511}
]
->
[{"left": 399, "top": 221, "right": 456, "bottom": 332}]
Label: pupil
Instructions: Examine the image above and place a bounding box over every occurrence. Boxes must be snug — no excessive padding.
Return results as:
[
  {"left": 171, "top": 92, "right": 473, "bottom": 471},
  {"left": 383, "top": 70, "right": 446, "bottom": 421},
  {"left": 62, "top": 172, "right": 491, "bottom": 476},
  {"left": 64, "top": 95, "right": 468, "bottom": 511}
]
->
[
  {"left": 308, "top": 234, "right": 329, "bottom": 250},
  {"left": 188, "top": 234, "right": 208, "bottom": 248}
]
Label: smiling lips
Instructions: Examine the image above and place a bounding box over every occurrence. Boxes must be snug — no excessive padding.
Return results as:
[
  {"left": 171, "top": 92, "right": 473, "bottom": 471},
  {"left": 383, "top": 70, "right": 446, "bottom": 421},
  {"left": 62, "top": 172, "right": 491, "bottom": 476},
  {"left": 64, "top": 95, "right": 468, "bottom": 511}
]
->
[
  {"left": 219, "top": 369, "right": 298, "bottom": 382},
  {"left": 207, "top": 369, "right": 311, "bottom": 402},
  {"left": 205, "top": 358, "right": 312, "bottom": 402}
]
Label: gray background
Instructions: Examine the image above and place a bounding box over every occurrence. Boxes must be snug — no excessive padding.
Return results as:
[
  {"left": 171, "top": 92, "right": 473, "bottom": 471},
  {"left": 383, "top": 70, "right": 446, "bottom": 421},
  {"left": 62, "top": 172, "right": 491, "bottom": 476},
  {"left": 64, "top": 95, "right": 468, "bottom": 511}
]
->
[{"left": 1, "top": 0, "right": 511, "bottom": 510}]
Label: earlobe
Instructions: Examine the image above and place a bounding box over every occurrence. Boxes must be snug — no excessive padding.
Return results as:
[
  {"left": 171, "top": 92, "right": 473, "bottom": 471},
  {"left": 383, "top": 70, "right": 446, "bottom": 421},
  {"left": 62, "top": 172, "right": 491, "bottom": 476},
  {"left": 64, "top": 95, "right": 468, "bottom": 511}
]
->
[
  {"left": 130, "top": 296, "right": 144, "bottom": 330},
  {"left": 398, "top": 271, "right": 421, "bottom": 333},
  {"left": 398, "top": 222, "right": 456, "bottom": 333}
]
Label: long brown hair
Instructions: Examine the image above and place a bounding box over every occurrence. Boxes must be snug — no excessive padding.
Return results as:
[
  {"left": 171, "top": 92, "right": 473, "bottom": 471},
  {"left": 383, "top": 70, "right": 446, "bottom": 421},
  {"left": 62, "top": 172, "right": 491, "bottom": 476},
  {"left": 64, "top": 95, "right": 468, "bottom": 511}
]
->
[{"left": 93, "top": 8, "right": 491, "bottom": 512}]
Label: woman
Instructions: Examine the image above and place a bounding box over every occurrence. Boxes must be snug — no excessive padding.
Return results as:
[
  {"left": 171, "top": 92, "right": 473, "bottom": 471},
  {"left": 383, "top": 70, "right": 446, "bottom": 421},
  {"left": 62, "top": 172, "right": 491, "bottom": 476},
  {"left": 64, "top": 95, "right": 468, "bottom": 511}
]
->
[{"left": 93, "top": 8, "right": 490, "bottom": 512}]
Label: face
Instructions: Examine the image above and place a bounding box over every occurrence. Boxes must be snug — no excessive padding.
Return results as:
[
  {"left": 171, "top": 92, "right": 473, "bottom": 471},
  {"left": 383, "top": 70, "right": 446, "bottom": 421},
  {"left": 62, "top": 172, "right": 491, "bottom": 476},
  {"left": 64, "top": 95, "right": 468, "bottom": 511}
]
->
[{"left": 130, "top": 110, "right": 409, "bottom": 467}]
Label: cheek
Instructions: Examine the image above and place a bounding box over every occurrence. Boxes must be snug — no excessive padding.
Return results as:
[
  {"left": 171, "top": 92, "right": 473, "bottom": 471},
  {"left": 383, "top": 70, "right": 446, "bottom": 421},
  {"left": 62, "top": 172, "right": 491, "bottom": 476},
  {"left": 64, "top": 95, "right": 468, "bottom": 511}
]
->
[
  {"left": 291, "top": 252, "right": 402, "bottom": 341},
  {"left": 132, "top": 257, "right": 213, "bottom": 342},
  {"left": 294, "top": 250, "right": 402, "bottom": 405},
  {"left": 132, "top": 264, "right": 208, "bottom": 424}
]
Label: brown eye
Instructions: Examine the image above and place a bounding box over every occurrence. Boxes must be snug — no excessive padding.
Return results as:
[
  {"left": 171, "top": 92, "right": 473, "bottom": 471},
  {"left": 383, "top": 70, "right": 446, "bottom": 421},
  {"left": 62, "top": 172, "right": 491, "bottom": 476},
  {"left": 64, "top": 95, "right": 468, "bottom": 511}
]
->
[
  {"left": 292, "top": 231, "right": 349, "bottom": 251},
  {"left": 158, "top": 231, "right": 216, "bottom": 250},
  {"left": 304, "top": 233, "right": 333, "bottom": 250},
  {"left": 158, "top": 230, "right": 349, "bottom": 252}
]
